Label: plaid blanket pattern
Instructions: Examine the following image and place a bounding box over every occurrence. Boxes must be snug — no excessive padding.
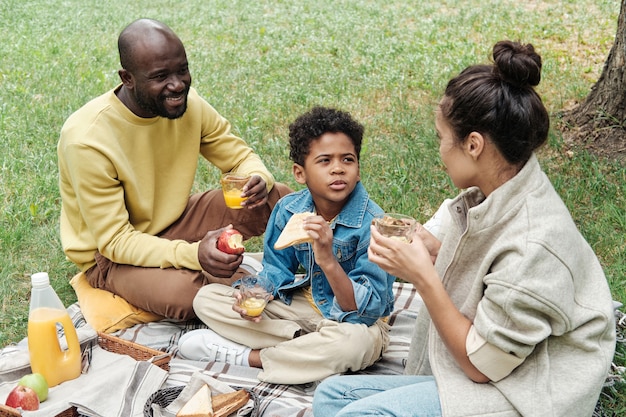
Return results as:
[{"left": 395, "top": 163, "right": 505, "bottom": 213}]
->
[{"left": 65, "top": 281, "right": 422, "bottom": 417}]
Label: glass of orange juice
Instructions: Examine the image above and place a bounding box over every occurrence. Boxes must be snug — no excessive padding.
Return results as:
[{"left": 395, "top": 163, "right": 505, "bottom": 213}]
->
[
  {"left": 373, "top": 213, "right": 416, "bottom": 243},
  {"left": 220, "top": 173, "right": 250, "bottom": 209},
  {"left": 239, "top": 275, "right": 274, "bottom": 317}
]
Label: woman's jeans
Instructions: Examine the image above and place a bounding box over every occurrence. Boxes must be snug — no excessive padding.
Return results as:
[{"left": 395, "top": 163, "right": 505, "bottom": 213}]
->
[{"left": 312, "top": 374, "right": 441, "bottom": 417}]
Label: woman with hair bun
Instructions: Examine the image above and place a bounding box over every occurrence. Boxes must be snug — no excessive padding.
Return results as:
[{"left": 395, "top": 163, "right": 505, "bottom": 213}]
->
[{"left": 312, "top": 40, "right": 615, "bottom": 417}]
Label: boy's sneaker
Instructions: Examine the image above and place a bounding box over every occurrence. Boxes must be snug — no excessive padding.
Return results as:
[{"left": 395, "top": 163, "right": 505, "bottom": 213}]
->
[{"left": 178, "top": 329, "right": 251, "bottom": 366}]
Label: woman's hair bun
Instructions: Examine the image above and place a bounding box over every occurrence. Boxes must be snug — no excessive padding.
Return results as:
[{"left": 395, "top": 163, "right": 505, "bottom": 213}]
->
[{"left": 492, "top": 40, "right": 542, "bottom": 88}]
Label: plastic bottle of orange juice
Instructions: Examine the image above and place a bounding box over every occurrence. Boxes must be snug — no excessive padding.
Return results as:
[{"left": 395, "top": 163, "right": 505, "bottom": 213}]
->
[{"left": 27, "top": 272, "right": 81, "bottom": 387}]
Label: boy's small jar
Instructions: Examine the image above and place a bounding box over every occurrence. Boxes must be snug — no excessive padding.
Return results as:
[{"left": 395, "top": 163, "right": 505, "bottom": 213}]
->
[{"left": 239, "top": 275, "right": 274, "bottom": 317}]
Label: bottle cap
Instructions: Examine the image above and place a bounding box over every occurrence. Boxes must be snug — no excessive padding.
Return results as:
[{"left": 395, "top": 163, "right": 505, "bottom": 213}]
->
[{"left": 31, "top": 272, "right": 50, "bottom": 287}]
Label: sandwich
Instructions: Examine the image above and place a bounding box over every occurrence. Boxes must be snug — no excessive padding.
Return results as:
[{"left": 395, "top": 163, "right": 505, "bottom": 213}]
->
[
  {"left": 273, "top": 212, "right": 315, "bottom": 250},
  {"left": 176, "top": 384, "right": 213, "bottom": 417},
  {"left": 212, "top": 390, "right": 251, "bottom": 417},
  {"left": 176, "top": 385, "right": 251, "bottom": 417}
]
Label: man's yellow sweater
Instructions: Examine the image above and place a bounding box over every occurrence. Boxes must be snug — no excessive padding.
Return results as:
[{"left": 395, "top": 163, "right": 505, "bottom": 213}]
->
[{"left": 58, "top": 86, "right": 273, "bottom": 272}]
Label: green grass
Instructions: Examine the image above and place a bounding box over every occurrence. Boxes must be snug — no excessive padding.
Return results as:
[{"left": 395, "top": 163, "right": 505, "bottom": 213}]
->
[{"left": 1, "top": 0, "right": 624, "bottom": 412}]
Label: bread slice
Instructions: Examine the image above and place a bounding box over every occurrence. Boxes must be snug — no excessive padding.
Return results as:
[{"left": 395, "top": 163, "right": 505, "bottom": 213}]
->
[
  {"left": 177, "top": 384, "right": 213, "bottom": 417},
  {"left": 212, "top": 390, "right": 251, "bottom": 417},
  {"left": 274, "top": 212, "right": 314, "bottom": 250}
]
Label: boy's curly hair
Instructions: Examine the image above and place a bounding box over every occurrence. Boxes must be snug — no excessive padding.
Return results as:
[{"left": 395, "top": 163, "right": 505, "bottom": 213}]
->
[{"left": 288, "top": 106, "right": 364, "bottom": 166}]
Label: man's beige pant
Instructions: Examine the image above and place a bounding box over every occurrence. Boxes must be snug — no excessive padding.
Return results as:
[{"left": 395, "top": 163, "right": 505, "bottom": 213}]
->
[{"left": 193, "top": 283, "right": 390, "bottom": 384}]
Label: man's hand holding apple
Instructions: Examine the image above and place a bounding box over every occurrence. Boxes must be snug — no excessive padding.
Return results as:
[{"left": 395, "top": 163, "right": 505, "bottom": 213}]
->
[{"left": 198, "top": 226, "right": 244, "bottom": 282}]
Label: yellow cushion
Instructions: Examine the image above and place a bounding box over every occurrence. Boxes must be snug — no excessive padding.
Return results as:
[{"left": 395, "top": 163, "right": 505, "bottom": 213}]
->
[{"left": 70, "top": 273, "right": 163, "bottom": 333}]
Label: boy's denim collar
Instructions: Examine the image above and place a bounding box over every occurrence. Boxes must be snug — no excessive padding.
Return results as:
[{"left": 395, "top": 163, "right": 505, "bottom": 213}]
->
[{"left": 283, "top": 181, "right": 369, "bottom": 229}]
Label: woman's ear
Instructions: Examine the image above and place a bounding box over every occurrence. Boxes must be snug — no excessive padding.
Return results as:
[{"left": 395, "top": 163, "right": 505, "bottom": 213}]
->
[
  {"left": 465, "top": 131, "right": 485, "bottom": 161},
  {"left": 293, "top": 163, "right": 307, "bottom": 185}
]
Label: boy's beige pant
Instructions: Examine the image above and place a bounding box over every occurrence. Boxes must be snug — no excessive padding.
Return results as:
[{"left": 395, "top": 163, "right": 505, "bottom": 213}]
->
[{"left": 193, "top": 283, "right": 390, "bottom": 384}]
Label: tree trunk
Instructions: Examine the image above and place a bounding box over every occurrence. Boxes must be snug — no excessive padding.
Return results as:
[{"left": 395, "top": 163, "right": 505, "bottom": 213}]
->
[{"left": 561, "top": 0, "right": 626, "bottom": 161}]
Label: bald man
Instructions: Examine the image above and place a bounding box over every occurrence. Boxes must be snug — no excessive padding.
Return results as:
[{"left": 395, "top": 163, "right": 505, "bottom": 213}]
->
[{"left": 58, "top": 18, "right": 291, "bottom": 320}]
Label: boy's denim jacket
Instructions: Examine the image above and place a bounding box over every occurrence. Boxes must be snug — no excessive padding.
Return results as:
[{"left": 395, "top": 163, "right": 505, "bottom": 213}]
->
[{"left": 259, "top": 182, "right": 396, "bottom": 326}]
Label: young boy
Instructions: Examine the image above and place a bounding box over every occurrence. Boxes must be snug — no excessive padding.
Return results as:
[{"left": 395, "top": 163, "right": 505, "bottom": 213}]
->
[{"left": 179, "top": 106, "right": 395, "bottom": 384}]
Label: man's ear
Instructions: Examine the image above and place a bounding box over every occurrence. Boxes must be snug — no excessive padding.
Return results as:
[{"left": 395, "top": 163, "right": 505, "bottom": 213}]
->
[
  {"left": 118, "top": 69, "right": 133, "bottom": 89},
  {"left": 293, "top": 163, "right": 307, "bottom": 185},
  {"left": 465, "top": 131, "right": 485, "bottom": 161}
]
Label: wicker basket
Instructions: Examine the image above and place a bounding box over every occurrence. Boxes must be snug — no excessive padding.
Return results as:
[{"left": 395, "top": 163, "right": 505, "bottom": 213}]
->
[
  {"left": 144, "top": 386, "right": 260, "bottom": 417},
  {"left": 96, "top": 332, "right": 171, "bottom": 371},
  {"left": 0, "top": 333, "right": 171, "bottom": 417},
  {"left": 143, "top": 385, "right": 184, "bottom": 417}
]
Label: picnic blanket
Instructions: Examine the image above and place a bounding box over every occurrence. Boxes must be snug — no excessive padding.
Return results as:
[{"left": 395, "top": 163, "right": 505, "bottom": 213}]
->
[
  {"left": 110, "top": 281, "right": 421, "bottom": 417},
  {"left": 0, "top": 281, "right": 422, "bottom": 417}
]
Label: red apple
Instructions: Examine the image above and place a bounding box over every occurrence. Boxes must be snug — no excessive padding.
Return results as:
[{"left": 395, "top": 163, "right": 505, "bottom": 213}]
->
[
  {"left": 217, "top": 229, "right": 245, "bottom": 255},
  {"left": 19, "top": 373, "right": 48, "bottom": 402},
  {"left": 5, "top": 385, "right": 39, "bottom": 411}
]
